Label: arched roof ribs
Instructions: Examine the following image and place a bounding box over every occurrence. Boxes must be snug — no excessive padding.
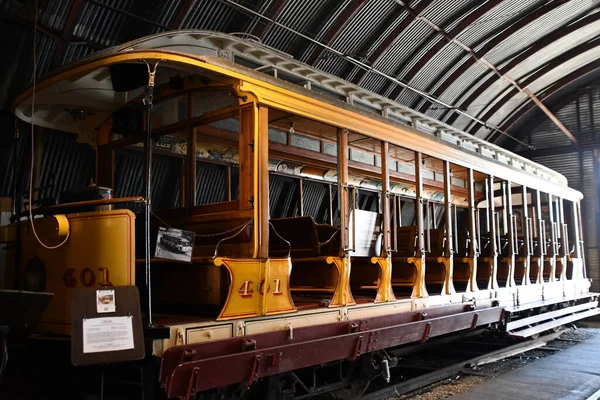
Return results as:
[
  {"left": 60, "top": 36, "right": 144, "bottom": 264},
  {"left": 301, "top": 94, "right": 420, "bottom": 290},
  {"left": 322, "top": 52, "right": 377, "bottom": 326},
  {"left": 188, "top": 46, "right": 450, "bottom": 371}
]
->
[
  {"left": 304, "top": 0, "right": 369, "bottom": 66},
  {"left": 49, "top": 0, "right": 85, "bottom": 70},
  {"left": 387, "top": 0, "right": 503, "bottom": 102},
  {"left": 344, "top": 0, "right": 430, "bottom": 84},
  {"left": 465, "top": 35, "right": 600, "bottom": 138},
  {"left": 170, "top": 0, "right": 195, "bottom": 30},
  {"left": 494, "top": 58, "right": 600, "bottom": 141},
  {"left": 421, "top": 0, "right": 568, "bottom": 124},
  {"left": 250, "top": 0, "right": 288, "bottom": 40},
  {"left": 427, "top": 11, "right": 600, "bottom": 121}
]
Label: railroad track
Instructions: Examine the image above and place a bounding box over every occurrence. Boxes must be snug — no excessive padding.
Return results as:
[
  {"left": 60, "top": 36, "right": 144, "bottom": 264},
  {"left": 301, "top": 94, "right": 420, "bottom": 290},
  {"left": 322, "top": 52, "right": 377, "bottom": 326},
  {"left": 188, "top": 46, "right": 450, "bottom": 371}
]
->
[{"left": 361, "top": 330, "right": 568, "bottom": 400}]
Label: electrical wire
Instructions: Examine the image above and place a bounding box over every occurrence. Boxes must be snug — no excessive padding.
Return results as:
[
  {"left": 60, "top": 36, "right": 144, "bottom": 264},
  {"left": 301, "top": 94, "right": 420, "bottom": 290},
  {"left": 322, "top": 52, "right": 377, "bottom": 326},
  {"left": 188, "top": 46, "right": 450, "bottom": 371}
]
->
[{"left": 28, "top": 0, "right": 69, "bottom": 250}]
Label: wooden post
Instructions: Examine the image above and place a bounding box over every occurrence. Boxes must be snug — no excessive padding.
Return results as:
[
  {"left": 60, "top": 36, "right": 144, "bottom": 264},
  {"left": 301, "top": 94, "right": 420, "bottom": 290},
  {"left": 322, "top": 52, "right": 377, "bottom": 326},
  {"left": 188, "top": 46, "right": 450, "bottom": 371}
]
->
[
  {"left": 465, "top": 169, "right": 478, "bottom": 291},
  {"left": 381, "top": 141, "right": 390, "bottom": 255},
  {"left": 442, "top": 160, "right": 455, "bottom": 294},
  {"left": 338, "top": 128, "right": 349, "bottom": 254},
  {"left": 412, "top": 151, "right": 428, "bottom": 298},
  {"left": 534, "top": 189, "right": 545, "bottom": 283},
  {"left": 547, "top": 193, "right": 557, "bottom": 282},
  {"left": 521, "top": 185, "right": 531, "bottom": 285},
  {"left": 257, "top": 105, "right": 270, "bottom": 259},
  {"left": 485, "top": 175, "right": 499, "bottom": 289},
  {"left": 504, "top": 181, "right": 516, "bottom": 287}
]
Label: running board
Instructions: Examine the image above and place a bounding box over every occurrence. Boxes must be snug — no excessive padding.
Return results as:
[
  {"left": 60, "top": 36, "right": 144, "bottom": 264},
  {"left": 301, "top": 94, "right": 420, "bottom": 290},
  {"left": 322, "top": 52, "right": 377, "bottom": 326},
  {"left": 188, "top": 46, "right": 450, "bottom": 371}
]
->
[{"left": 507, "top": 300, "right": 600, "bottom": 338}]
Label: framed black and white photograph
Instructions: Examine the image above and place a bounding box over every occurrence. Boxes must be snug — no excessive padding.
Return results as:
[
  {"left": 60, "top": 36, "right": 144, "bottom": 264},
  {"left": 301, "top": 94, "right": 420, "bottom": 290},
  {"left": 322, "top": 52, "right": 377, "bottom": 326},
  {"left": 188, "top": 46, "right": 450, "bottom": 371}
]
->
[{"left": 155, "top": 227, "right": 195, "bottom": 262}]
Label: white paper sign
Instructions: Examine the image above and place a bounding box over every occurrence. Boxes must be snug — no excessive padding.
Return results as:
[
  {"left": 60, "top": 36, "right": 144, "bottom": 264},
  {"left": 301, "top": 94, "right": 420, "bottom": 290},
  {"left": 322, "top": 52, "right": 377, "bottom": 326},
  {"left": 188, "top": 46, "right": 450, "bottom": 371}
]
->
[
  {"left": 83, "top": 316, "right": 134, "bottom": 354},
  {"left": 96, "top": 290, "right": 115, "bottom": 313}
]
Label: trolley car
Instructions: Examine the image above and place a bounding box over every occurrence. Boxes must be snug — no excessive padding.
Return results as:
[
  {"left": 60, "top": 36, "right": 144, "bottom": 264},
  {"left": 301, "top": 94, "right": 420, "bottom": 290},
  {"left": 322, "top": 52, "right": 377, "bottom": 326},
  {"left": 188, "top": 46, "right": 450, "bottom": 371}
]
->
[{"left": 2, "top": 31, "right": 598, "bottom": 399}]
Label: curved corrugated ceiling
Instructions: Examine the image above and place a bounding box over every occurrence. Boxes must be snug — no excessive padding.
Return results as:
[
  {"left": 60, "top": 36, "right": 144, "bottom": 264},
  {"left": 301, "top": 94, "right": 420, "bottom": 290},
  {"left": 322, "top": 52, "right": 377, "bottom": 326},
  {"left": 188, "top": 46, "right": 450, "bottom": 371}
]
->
[{"left": 1, "top": 0, "right": 600, "bottom": 147}]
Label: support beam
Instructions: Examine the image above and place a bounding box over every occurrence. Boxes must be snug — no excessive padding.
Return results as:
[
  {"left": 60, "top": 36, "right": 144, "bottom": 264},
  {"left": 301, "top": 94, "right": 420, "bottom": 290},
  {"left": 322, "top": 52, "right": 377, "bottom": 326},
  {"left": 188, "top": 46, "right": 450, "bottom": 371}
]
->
[
  {"left": 50, "top": 0, "right": 85, "bottom": 70},
  {"left": 251, "top": 0, "right": 288, "bottom": 40},
  {"left": 305, "top": 0, "right": 368, "bottom": 66},
  {"left": 391, "top": 0, "right": 577, "bottom": 146},
  {"left": 170, "top": 0, "right": 195, "bottom": 29},
  {"left": 388, "top": 0, "right": 502, "bottom": 103},
  {"left": 437, "top": 11, "right": 600, "bottom": 120},
  {"left": 469, "top": 37, "right": 600, "bottom": 141}
]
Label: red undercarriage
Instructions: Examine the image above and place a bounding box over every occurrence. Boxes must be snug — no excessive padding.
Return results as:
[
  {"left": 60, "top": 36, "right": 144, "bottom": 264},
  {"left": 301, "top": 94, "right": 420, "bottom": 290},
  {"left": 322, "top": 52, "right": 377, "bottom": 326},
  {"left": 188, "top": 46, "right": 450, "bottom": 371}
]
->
[{"left": 160, "top": 302, "right": 504, "bottom": 399}]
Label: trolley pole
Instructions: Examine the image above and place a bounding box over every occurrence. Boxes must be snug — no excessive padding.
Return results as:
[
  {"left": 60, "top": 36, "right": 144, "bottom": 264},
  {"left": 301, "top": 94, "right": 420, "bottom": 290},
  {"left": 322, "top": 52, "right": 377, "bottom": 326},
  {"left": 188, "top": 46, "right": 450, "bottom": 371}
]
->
[{"left": 144, "top": 62, "right": 158, "bottom": 326}]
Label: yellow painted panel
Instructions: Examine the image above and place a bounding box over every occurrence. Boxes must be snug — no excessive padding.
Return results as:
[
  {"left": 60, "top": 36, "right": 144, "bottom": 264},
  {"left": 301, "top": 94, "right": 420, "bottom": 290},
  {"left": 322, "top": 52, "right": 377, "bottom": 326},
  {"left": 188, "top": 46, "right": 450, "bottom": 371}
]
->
[{"left": 15, "top": 210, "right": 135, "bottom": 335}]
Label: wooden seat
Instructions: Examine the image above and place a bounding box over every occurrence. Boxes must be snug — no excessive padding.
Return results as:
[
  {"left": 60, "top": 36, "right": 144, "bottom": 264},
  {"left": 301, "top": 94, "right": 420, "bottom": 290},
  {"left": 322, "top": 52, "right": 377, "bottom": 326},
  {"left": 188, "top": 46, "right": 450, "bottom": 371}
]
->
[
  {"left": 269, "top": 217, "right": 352, "bottom": 307},
  {"left": 269, "top": 216, "right": 340, "bottom": 258}
]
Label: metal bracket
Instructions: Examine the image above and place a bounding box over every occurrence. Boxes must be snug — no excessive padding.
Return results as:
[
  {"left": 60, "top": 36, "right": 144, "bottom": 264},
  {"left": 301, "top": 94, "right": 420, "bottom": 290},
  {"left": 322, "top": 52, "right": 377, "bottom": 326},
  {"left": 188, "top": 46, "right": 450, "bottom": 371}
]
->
[
  {"left": 180, "top": 348, "right": 196, "bottom": 364},
  {"left": 242, "top": 339, "right": 257, "bottom": 352},
  {"left": 246, "top": 355, "right": 261, "bottom": 388},
  {"left": 266, "top": 352, "right": 282, "bottom": 369},
  {"left": 471, "top": 313, "right": 479, "bottom": 330},
  {"left": 185, "top": 367, "right": 200, "bottom": 399},
  {"left": 420, "top": 323, "right": 432, "bottom": 343},
  {"left": 349, "top": 336, "right": 364, "bottom": 361}
]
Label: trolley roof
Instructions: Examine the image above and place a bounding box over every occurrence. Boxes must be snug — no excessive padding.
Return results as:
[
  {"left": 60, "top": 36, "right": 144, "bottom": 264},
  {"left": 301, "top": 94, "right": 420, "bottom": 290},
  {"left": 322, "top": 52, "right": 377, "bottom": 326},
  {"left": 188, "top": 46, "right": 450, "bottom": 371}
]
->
[{"left": 11, "top": 31, "right": 581, "bottom": 201}]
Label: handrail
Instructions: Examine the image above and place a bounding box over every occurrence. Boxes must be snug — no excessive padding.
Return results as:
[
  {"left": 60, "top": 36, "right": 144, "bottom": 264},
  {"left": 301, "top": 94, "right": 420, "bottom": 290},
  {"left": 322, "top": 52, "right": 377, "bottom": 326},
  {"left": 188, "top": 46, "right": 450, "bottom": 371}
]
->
[
  {"left": 551, "top": 221, "right": 559, "bottom": 256},
  {"left": 511, "top": 214, "right": 518, "bottom": 256},
  {"left": 452, "top": 204, "right": 458, "bottom": 255},
  {"left": 494, "top": 212, "right": 502, "bottom": 256},
  {"left": 10, "top": 196, "right": 145, "bottom": 222},
  {"left": 213, "top": 220, "right": 254, "bottom": 258},
  {"left": 268, "top": 221, "right": 292, "bottom": 258},
  {"left": 391, "top": 195, "right": 398, "bottom": 253},
  {"left": 562, "top": 223, "right": 570, "bottom": 256},
  {"left": 425, "top": 199, "right": 431, "bottom": 254},
  {"left": 475, "top": 211, "right": 481, "bottom": 257},
  {"left": 526, "top": 217, "right": 534, "bottom": 256},
  {"left": 540, "top": 219, "right": 547, "bottom": 256}
]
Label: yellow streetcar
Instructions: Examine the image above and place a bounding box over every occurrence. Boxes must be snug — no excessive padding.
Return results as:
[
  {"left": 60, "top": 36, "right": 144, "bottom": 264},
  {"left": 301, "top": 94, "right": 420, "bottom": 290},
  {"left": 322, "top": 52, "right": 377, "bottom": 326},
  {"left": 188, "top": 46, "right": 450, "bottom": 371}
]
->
[{"left": 1, "top": 31, "right": 597, "bottom": 399}]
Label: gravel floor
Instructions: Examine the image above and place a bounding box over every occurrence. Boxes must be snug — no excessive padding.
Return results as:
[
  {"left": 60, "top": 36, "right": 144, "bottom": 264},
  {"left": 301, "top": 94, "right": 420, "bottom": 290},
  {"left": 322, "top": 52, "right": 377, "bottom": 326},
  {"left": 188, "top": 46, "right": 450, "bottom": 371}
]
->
[{"left": 391, "top": 322, "right": 600, "bottom": 400}]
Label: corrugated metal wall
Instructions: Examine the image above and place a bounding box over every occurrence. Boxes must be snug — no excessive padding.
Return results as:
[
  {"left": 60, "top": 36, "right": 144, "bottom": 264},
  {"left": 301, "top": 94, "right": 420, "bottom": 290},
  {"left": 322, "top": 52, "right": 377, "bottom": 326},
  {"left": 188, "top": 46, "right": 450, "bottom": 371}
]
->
[{"left": 519, "top": 86, "right": 600, "bottom": 291}]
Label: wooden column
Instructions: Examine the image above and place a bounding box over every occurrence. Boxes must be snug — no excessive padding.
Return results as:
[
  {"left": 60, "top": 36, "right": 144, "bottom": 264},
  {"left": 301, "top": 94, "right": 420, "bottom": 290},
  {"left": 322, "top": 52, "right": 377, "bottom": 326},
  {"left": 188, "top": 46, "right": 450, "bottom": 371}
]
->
[
  {"left": 520, "top": 185, "right": 531, "bottom": 285},
  {"left": 464, "top": 169, "right": 478, "bottom": 292},
  {"left": 412, "top": 151, "right": 428, "bottom": 298},
  {"left": 338, "top": 128, "right": 349, "bottom": 254},
  {"left": 503, "top": 181, "right": 516, "bottom": 287},
  {"left": 381, "top": 141, "right": 391, "bottom": 255},
  {"left": 256, "top": 105, "right": 270, "bottom": 259},
  {"left": 484, "top": 175, "right": 499, "bottom": 289},
  {"left": 442, "top": 160, "right": 456, "bottom": 294},
  {"left": 547, "top": 193, "right": 557, "bottom": 282},
  {"left": 557, "top": 197, "right": 567, "bottom": 280},
  {"left": 370, "top": 140, "right": 396, "bottom": 302},
  {"left": 534, "top": 189, "right": 545, "bottom": 283}
]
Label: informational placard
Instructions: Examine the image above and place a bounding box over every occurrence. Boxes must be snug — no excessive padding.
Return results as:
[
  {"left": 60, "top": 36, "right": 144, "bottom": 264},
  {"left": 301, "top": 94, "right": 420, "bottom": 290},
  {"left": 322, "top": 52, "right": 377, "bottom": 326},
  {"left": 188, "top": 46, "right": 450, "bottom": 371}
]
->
[
  {"left": 155, "top": 227, "right": 195, "bottom": 262},
  {"left": 349, "top": 210, "right": 382, "bottom": 257},
  {"left": 83, "top": 316, "right": 134, "bottom": 353},
  {"left": 71, "top": 286, "right": 144, "bottom": 366},
  {"left": 96, "top": 289, "right": 115, "bottom": 313}
]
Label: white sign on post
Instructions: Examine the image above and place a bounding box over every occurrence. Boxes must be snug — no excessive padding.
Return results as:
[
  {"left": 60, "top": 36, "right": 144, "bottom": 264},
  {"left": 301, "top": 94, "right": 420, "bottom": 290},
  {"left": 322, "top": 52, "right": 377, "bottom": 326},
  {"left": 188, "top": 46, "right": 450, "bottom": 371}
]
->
[{"left": 82, "top": 316, "right": 135, "bottom": 354}]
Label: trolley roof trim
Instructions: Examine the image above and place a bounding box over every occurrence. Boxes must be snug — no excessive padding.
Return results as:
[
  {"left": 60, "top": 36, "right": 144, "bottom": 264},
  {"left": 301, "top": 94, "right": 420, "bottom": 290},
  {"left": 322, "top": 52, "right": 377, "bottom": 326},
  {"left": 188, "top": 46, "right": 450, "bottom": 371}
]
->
[{"left": 11, "top": 34, "right": 580, "bottom": 201}]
